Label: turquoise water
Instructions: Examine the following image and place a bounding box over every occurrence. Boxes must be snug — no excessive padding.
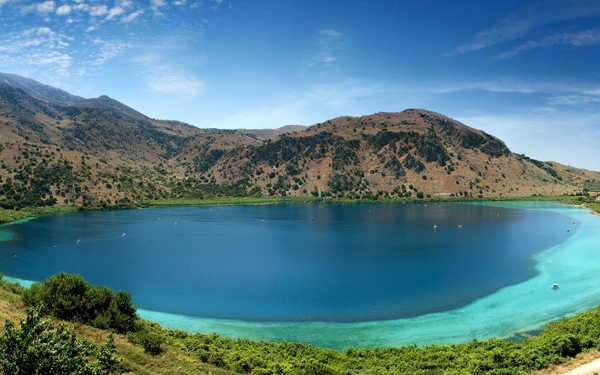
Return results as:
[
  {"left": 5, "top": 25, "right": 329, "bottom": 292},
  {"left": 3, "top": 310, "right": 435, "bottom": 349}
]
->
[{"left": 1, "top": 202, "right": 599, "bottom": 349}]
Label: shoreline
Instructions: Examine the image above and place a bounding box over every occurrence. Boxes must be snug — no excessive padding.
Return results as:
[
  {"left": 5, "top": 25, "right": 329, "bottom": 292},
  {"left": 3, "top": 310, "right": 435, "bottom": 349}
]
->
[
  {"left": 2, "top": 201, "right": 600, "bottom": 350},
  {"left": 1, "top": 194, "right": 597, "bottom": 227}
]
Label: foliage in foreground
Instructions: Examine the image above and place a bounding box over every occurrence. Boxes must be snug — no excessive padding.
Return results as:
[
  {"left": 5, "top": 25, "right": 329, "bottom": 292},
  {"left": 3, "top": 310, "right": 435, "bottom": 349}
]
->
[
  {"left": 22, "top": 273, "right": 137, "bottom": 334},
  {"left": 132, "top": 306, "right": 598, "bottom": 375},
  {"left": 6, "top": 272, "right": 600, "bottom": 374},
  {"left": 0, "top": 308, "right": 120, "bottom": 375}
]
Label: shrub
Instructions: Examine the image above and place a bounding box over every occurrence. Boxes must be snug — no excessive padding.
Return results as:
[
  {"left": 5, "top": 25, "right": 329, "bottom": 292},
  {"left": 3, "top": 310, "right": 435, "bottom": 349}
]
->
[
  {"left": 0, "top": 308, "right": 120, "bottom": 375},
  {"left": 139, "top": 331, "right": 165, "bottom": 355},
  {"left": 22, "top": 273, "right": 137, "bottom": 333}
]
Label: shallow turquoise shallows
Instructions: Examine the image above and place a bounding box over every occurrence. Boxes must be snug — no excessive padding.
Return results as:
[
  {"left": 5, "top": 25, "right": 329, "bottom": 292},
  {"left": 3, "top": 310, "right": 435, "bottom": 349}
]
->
[{"left": 1, "top": 201, "right": 599, "bottom": 350}]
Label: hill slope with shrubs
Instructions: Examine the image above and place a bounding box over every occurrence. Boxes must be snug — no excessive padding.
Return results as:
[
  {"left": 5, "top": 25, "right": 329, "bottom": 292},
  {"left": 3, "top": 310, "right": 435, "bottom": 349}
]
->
[{"left": 1, "top": 74, "right": 600, "bottom": 212}]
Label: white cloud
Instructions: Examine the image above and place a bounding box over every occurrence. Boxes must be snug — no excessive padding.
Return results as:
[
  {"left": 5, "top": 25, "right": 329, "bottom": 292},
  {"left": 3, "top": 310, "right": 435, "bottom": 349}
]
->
[
  {"left": 89, "top": 5, "right": 108, "bottom": 16},
  {"left": 106, "top": 6, "right": 125, "bottom": 20},
  {"left": 320, "top": 29, "right": 342, "bottom": 38},
  {"left": 89, "top": 38, "right": 130, "bottom": 65},
  {"left": 73, "top": 3, "right": 88, "bottom": 11},
  {"left": 311, "top": 28, "right": 343, "bottom": 66},
  {"left": 55, "top": 4, "right": 71, "bottom": 15},
  {"left": 548, "top": 94, "right": 600, "bottom": 105},
  {"left": 36, "top": 0, "right": 55, "bottom": 13},
  {"left": 0, "top": 27, "right": 72, "bottom": 76},
  {"left": 121, "top": 9, "right": 143, "bottom": 22},
  {"left": 450, "top": 0, "right": 600, "bottom": 55},
  {"left": 498, "top": 29, "right": 600, "bottom": 58},
  {"left": 147, "top": 73, "right": 204, "bottom": 95},
  {"left": 150, "top": 0, "right": 166, "bottom": 15},
  {"left": 135, "top": 53, "right": 205, "bottom": 96}
]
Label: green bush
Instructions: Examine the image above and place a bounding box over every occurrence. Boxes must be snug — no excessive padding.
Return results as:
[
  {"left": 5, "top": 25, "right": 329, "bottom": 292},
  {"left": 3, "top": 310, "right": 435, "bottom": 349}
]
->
[
  {"left": 0, "top": 308, "right": 120, "bottom": 375},
  {"left": 22, "top": 273, "right": 137, "bottom": 333},
  {"left": 139, "top": 331, "right": 165, "bottom": 355}
]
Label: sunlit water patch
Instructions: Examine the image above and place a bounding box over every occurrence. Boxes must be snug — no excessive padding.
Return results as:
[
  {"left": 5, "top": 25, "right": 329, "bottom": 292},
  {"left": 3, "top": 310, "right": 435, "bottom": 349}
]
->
[{"left": 1, "top": 202, "right": 599, "bottom": 349}]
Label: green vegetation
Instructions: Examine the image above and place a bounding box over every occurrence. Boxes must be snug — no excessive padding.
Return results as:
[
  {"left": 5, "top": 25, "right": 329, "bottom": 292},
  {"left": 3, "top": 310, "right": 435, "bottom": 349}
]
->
[
  {"left": 0, "top": 308, "right": 120, "bottom": 375},
  {"left": 22, "top": 273, "right": 137, "bottom": 334},
  {"left": 4, "top": 273, "right": 600, "bottom": 374},
  {"left": 0, "top": 205, "right": 79, "bottom": 225},
  {"left": 149, "top": 196, "right": 316, "bottom": 207}
]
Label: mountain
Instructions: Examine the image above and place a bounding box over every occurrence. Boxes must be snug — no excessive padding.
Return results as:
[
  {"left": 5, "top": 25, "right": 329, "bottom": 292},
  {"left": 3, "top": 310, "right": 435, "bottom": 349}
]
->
[
  {"left": 207, "top": 110, "right": 600, "bottom": 199},
  {"left": 0, "top": 72, "right": 83, "bottom": 105},
  {"left": 0, "top": 73, "right": 598, "bottom": 209},
  {"left": 238, "top": 125, "right": 308, "bottom": 140}
]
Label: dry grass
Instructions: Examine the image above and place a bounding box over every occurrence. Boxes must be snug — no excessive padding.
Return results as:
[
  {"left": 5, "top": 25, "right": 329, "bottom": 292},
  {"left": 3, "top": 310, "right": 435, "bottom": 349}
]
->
[{"left": 534, "top": 350, "right": 600, "bottom": 375}]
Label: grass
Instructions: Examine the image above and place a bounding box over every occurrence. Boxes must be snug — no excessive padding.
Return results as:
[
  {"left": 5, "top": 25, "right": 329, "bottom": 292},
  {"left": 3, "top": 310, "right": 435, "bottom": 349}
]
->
[{"left": 0, "top": 205, "right": 79, "bottom": 225}]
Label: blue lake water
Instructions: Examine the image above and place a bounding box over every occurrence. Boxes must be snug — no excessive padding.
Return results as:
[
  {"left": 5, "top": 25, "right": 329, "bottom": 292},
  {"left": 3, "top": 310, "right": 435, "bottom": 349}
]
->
[{"left": 1, "top": 201, "right": 600, "bottom": 349}]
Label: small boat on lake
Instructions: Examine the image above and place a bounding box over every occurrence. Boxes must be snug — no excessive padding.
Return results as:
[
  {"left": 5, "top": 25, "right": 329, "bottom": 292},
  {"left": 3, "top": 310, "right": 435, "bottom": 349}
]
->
[{"left": 552, "top": 283, "right": 560, "bottom": 289}]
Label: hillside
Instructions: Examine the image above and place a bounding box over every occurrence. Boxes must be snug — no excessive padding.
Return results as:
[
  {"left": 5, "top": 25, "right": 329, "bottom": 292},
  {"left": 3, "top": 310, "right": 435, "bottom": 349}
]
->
[
  {"left": 208, "top": 110, "right": 600, "bottom": 199},
  {"left": 1, "top": 73, "right": 599, "bottom": 210}
]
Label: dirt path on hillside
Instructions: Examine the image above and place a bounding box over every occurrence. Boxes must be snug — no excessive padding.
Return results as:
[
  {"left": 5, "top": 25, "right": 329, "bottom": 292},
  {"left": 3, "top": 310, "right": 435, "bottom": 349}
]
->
[{"left": 560, "top": 358, "right": 600, "bottom": 375}]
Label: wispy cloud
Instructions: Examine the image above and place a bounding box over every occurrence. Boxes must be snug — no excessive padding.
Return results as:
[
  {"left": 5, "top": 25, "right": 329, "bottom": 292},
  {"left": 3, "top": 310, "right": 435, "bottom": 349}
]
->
[
  {"left": 0, "top": 27, "right": 72, "bottom": 75},
  {"left": 89, "top": 5, "right": 108, "bottom": 17},
  {"left": 135, "top": 53, "right": 204, "bottom": 96},
  {"left": 548, "top": 94, "right": 600, "bottom": 105},
  {"left": 150, "top": 0, "right": 166, "bottom": 15},
  {"left": 55, "top": 4, "right": 71, "bottom": 16},
  {"left": 35, "top": 0, "right": 54, "bottom": 14},
  {"left": 498, "top": 29, "right": 600, "bottom": 58},
  {"left": 106, "top": 7, "right": 125, "bottom": 20},
  {"left": 211, "top": 79, "right": 409, "bottom": 129},
  {"left": 89, "top": 38, "right": 130, "bottom": 66},
  {"left": 449, "top": 0, "right": 600, "bottom": 55},
  {"left": 311, "top": 28, "right": 343, "bottom": 66},
  {"left": 121, "top": 9, "right": 143, "bottom": 23}
]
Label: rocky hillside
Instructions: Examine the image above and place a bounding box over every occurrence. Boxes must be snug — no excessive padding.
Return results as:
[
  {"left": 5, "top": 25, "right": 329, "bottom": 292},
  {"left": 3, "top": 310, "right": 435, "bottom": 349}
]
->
[
  {"left": 208, "top": 110, "right": 600, "bottom": 199},
  {"left": 0, "top": 73, "right": 598, "bottom": 209}
]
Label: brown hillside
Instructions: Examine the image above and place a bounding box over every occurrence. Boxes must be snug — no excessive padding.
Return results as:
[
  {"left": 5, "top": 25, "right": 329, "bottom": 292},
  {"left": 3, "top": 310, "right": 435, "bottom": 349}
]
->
[
  {"left": 1, "top": 74, "right": 599, "bottom": 208},
  {"left": 207, "top": 110, "right": 600, "bottom": 199}
]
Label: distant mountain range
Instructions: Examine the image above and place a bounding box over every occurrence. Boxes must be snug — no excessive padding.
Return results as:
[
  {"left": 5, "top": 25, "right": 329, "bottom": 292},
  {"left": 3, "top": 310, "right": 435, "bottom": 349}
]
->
[{"left": 0, "top": 72, "right": 598, "bottom": 208}]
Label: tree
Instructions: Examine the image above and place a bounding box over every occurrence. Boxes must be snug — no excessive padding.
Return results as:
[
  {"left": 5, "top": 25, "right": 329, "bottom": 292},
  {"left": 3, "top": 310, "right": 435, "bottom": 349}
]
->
[{"left": 0, "top": 309, "right": 120, "bottom": 375}]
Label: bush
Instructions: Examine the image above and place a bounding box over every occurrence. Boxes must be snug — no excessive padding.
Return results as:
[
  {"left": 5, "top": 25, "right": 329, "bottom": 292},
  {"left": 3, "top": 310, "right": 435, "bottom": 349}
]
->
[
  {"left": 139, "top": 331, "right": 165, "bottom": 355},
  {"left": 0, "top": 308, "right": 120, "bottom": 375},
  {"left": 22, "top": 273, "right": 137, "bottom": 333}
]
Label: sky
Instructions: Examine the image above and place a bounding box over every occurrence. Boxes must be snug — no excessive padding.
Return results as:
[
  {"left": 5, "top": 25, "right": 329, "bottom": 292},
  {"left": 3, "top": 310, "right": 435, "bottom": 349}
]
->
[{"left": 0, "top": 0, "right": 599, "bottom": 170}]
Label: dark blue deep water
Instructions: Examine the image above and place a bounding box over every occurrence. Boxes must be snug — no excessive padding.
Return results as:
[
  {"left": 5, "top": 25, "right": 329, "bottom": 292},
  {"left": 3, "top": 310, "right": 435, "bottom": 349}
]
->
[{"left": 0, "top": 203, "right": 574, "bottom": 322}]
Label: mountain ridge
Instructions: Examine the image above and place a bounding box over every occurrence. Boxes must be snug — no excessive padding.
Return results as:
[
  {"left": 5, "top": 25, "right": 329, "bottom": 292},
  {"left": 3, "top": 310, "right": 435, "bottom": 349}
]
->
[{"left": 0, "top": 73, "right": 598, "bottom": 209}]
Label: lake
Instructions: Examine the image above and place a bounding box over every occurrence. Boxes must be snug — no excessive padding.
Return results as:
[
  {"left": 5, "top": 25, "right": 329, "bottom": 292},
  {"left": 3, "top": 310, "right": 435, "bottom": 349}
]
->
[{"left": 2, "top": 201, "right": 600, "bottom": 349}]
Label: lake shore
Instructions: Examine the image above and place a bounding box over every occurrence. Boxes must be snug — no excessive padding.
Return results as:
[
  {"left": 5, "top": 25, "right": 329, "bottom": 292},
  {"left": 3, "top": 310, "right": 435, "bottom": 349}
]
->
[
  {"left": 2, "top": 201, "right": 600, "bottom": 350},
  {"left": 1, "top": 194, "right": 598, "bottom": 226}
]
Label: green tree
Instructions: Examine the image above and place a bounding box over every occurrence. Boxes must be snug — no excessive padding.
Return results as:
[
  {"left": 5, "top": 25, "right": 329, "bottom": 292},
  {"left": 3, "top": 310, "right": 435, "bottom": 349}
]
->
[{"left": 0, "top": 309, "right": 120, "bottom": 375}]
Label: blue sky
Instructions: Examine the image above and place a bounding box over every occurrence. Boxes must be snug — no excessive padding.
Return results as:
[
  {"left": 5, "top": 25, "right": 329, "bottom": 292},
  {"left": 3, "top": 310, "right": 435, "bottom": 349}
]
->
[{"left": 0, "top": 0, "right": 599, "bottom": 170}]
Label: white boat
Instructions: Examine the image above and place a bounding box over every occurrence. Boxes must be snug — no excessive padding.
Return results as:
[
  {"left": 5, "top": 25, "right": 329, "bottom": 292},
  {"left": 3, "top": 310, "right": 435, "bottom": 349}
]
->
[{"left": 552, "top": 283, "right": 560, "bottom": 289}]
